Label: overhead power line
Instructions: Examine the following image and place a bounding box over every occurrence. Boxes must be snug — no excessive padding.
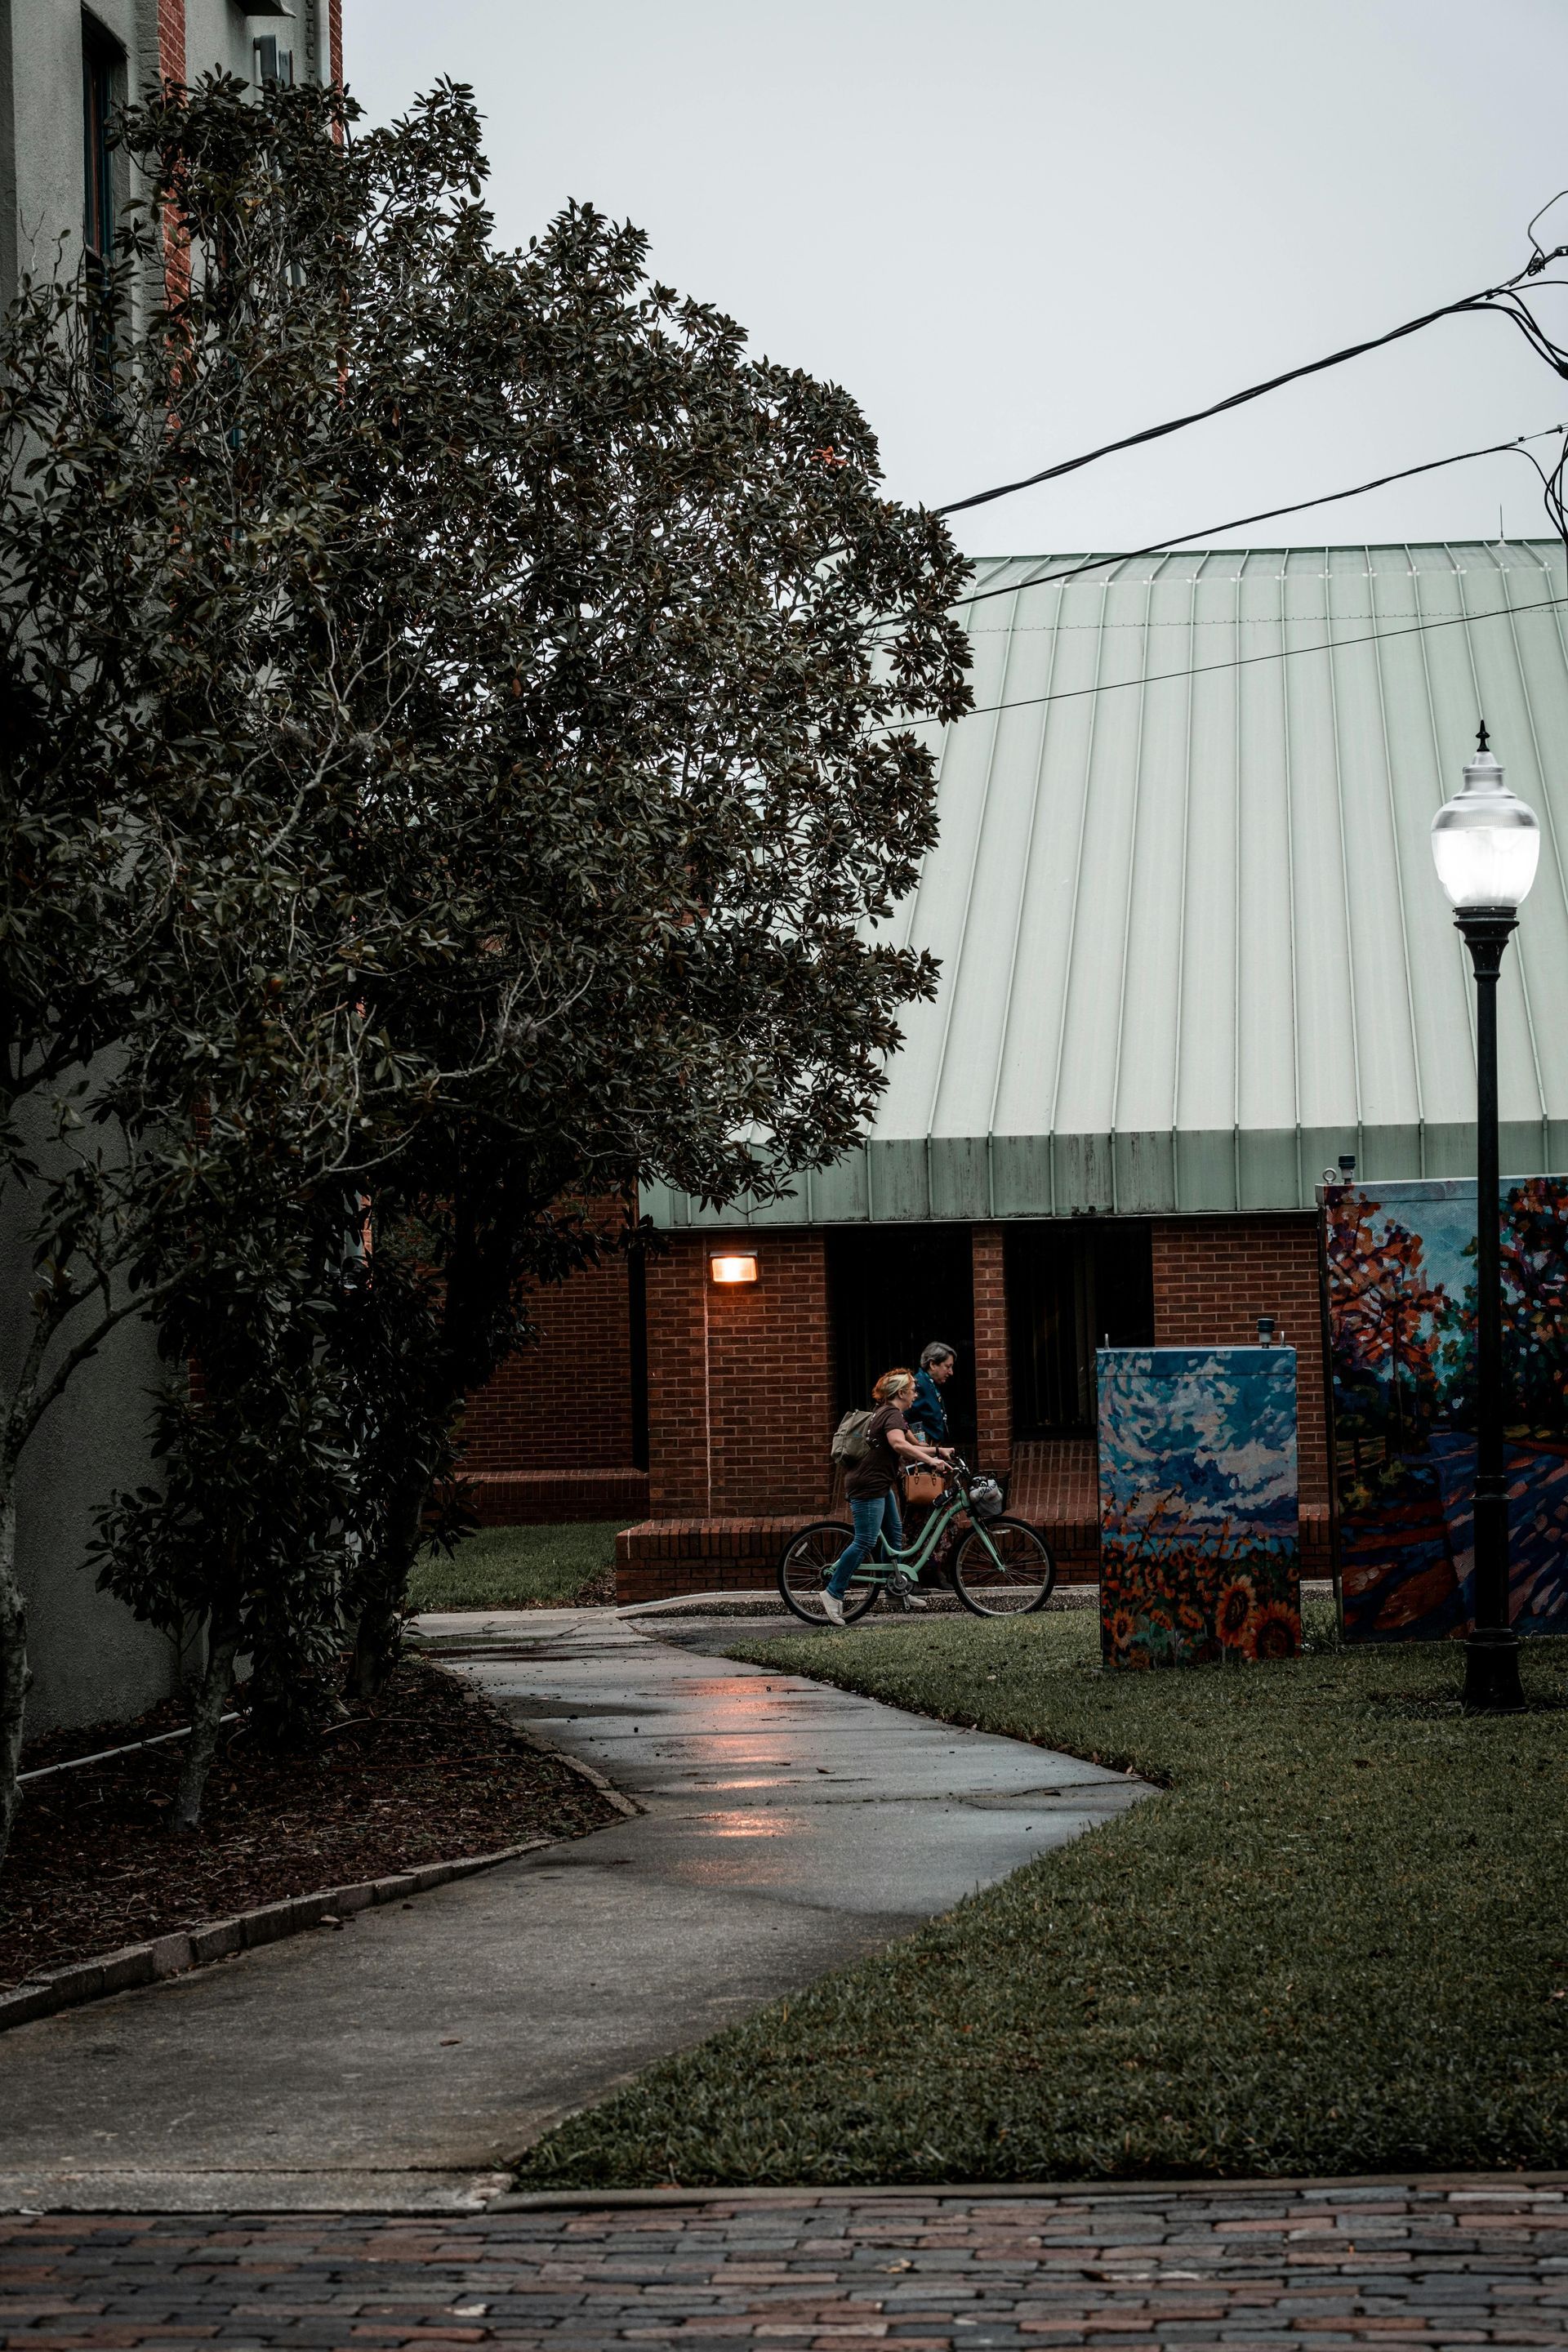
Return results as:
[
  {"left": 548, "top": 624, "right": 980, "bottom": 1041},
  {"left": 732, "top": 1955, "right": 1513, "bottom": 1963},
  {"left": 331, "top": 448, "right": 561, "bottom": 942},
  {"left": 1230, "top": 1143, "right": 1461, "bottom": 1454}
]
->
[
  {"left": 937, "top": 425, "right": 1568, "bottom": 618},
  {"left": 933, "top": 229, "right": 1568, "bottom": 519},
  {"left": 880, "top": 586, "right": 1568, "bottom": 733}
]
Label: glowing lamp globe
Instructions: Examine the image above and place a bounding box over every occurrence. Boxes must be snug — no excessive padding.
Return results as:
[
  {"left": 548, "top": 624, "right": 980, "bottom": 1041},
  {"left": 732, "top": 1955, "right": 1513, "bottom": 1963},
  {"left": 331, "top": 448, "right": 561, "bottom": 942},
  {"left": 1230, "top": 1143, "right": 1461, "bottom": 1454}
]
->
[{"left": 1430, "top": 727, "right": 1541, "bottom": 911}]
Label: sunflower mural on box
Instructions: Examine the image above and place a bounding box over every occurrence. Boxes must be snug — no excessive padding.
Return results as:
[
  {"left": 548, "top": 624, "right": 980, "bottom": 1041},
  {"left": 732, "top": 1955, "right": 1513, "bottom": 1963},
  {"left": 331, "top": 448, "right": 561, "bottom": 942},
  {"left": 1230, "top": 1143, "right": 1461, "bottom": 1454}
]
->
[
  {"left": 1097, "top": 1348, "right": 1301, "bottom": 1669},
  {"left": 1324, "top": 1176, "right": 1568, "bottom": 1642}
]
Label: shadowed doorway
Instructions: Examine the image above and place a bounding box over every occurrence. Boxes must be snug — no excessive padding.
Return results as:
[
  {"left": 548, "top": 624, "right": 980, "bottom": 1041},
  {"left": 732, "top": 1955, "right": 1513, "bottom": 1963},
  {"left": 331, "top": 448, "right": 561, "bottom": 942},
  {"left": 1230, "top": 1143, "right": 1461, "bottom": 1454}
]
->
[
  {"left": 827, "top": 1226, "right": 976, "bottom": 1445},
  {"left": 1006, "top": 1220, "right": 1154, "bottom": 1437}
]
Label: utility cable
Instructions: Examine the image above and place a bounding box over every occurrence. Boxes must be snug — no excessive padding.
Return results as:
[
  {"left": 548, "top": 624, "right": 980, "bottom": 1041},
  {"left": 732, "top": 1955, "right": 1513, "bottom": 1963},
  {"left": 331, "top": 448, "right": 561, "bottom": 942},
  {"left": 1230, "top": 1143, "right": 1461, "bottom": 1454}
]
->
[
  {"left": 933, "top": 227, "right": 1568, "bottom": 519},
  {"left": 878, "top": 586, "right": 1568, "bottom": 733},
  {"left": 931, "top": 425, "right": 1568, "bottom": 619}
]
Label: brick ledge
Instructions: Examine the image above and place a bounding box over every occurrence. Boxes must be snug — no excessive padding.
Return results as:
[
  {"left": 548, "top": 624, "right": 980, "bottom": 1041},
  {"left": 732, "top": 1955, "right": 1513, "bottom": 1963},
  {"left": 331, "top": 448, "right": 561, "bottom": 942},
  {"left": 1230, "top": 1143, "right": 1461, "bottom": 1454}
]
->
[
  {"left": 466, "top": 1467, "right": 649, "bottom": 1526},
  {"left": 616, "top": 1506, "right": 1335, "bottom": 1604}
]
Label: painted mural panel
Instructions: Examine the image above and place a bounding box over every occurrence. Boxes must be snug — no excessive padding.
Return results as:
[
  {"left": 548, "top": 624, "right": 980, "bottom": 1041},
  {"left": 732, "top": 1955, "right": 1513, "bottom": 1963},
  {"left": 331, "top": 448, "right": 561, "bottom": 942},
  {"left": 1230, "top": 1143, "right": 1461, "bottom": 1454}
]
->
[
  {"left": 1098, "top": 1347, "right": 1301, "bottom": 1669},
  {"left": 1325, "top": 1176, "right": 1568, "bottom": 1642}
]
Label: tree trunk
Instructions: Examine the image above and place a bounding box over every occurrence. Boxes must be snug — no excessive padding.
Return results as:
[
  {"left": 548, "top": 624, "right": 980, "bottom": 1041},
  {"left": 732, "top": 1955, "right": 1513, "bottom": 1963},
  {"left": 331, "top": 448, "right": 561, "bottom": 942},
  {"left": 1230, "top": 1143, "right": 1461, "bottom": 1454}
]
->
[
  {"left": 172, "top": 1615, "right": 239, "bottom": 1832},
  {"left": 0, "top": 1479, "right": 29, "bottom": 1877},
  {"left": 348, "top": 1465, "right": 428, "bottom": 1701}
]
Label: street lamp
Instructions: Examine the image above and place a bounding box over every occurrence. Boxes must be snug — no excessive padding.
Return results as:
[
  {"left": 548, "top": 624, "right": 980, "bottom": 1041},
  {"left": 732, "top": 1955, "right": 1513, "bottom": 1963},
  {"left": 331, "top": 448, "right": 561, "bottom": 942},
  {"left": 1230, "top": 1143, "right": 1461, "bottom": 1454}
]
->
[{"left": 1430, "top": 722, "right": 1541, "bottom": 1710}]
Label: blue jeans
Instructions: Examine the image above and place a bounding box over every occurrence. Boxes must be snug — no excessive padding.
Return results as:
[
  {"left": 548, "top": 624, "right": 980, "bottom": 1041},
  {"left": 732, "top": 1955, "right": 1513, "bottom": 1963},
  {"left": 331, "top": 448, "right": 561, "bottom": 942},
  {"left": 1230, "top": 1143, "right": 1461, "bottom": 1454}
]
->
[{"left": 827, "top": 1490, "right": 903, "bottom": 1598}]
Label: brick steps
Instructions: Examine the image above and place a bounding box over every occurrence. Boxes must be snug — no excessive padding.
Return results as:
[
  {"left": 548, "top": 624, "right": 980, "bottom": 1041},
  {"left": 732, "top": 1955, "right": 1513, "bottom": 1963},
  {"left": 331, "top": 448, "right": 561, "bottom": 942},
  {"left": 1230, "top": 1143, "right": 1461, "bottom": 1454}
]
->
[{"left": 1009, "top": 1438, "right": 1098, "bottom": 1584}]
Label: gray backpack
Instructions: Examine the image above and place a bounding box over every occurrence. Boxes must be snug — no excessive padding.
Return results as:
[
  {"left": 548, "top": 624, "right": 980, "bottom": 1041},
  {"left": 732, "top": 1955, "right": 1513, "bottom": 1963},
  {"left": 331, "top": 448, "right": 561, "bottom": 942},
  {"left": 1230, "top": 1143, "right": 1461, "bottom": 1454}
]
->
[{"left": 830, "top": 1408, "right": 875, "bottom": 1466}]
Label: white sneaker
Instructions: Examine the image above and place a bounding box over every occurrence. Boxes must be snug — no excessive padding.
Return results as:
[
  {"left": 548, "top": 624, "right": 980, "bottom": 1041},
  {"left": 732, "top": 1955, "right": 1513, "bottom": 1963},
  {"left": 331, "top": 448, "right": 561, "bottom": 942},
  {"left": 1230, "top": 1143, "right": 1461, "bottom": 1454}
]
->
[{"left": 821, "top": 1591, "right": 846, "bottom": 1625}]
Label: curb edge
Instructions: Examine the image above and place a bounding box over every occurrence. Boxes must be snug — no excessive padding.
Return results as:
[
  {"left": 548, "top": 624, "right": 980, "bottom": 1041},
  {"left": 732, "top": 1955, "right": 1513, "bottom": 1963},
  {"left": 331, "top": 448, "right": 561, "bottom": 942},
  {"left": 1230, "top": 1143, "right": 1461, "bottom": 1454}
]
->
[
  {"left": 0, "top": 1838, "right": 555, "bottom": 2035},
  {"left": 484, "top": 2166, "right": 1568, "bottom": 2211}
]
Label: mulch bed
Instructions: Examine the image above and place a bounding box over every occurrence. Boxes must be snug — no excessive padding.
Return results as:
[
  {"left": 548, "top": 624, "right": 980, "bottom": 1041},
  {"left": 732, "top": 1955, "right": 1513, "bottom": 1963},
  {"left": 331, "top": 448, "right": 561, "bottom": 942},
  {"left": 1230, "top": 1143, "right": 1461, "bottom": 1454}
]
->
[{"left": 1, "top": 1657, "right": 616, "bottom": 1993}]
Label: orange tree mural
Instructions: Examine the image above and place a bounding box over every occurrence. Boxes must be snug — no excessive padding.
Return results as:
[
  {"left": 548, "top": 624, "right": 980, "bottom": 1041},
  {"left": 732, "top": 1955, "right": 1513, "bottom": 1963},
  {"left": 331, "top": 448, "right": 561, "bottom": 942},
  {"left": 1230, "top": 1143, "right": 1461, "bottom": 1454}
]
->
[
  {"left": 1438, "top": 1178, "right": 1568, "bottom": 1439},
  {"left": 1325, "top": 1178, "right": 1568, "bottom": 1642},
  {"left": 1324, "top": 1193, "right": 1450, "bottom": 1512}
]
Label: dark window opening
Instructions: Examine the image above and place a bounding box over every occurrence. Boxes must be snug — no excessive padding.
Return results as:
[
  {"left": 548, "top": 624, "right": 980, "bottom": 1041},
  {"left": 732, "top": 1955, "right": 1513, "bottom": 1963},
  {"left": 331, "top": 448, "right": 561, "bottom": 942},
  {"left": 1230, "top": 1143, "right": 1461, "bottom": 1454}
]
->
[
  {"left": 253, "top": 35, "right": 296, "bottom": 85},
  {"left": 81, "top": 16, "right": 119, "bottom": 265},
  {"left": 1007, "top": 1221, "right": 1154, "bottom": 1437},
  {"left": 827, "top": 1225, "right": 976, "bottom": 1446}
]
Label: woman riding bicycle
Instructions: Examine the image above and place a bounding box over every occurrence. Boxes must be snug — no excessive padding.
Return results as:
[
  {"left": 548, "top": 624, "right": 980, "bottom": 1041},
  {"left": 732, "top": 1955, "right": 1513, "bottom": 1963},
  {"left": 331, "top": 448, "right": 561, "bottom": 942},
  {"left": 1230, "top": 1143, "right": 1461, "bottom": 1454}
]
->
[{"left": 822, "top": 1368, "right": 948, "bottom": 1626}]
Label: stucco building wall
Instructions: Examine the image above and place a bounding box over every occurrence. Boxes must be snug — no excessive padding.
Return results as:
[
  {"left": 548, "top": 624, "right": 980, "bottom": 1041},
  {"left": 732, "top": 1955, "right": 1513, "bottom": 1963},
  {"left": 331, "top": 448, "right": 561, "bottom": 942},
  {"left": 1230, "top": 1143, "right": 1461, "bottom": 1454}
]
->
[
  {"left": 1, "top": 0, "right": 341, "bottom": 1731},
  {"left": 4, "top": 5, "right": 340, "bottom": 307},
  {"left": 1, "top": 1076, "right": 178, "bottom": 1734}
]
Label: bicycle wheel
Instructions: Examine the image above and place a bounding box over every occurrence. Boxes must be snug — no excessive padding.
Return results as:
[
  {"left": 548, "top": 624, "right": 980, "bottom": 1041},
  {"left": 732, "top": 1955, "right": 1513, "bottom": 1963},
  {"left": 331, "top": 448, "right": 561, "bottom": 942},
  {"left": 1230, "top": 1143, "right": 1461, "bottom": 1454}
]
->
[
  {"left": 951, "top": 1517, "right": 1055, "bottom": 1616},
  {"left": 777, "top": 1521, "right": 876, "bottom": 1624}
]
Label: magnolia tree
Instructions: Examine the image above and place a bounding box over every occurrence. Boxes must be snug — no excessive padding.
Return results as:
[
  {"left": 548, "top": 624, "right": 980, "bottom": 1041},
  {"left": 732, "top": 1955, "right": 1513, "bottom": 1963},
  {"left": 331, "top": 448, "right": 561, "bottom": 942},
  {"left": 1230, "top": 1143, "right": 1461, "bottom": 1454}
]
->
[{"left": 0, "top": 74, "right": 970, "bottom": 1861}]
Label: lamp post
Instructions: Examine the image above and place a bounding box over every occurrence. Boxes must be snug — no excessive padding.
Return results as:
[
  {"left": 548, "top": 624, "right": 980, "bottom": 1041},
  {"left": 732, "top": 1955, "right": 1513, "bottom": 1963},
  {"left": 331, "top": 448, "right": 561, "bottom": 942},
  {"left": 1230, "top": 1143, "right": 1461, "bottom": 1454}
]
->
[{"left": 1430, "top": 723, "right": 1541, "bottom": 1711}]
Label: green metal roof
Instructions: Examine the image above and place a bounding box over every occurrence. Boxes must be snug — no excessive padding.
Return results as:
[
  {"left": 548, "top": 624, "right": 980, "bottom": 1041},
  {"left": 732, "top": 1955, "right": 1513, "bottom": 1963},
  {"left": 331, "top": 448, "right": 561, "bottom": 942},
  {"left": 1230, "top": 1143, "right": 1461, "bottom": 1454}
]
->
[{"left": 646, "top": 541, "right": 1568, "bottom": 1227}]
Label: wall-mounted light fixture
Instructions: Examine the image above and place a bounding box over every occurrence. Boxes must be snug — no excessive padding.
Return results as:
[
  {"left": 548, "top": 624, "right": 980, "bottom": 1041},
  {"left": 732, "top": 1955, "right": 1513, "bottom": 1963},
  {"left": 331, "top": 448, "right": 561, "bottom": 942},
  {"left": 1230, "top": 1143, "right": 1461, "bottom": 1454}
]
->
[{"left": 710, "top": 1252, "right": 758, "bottom": 1285}]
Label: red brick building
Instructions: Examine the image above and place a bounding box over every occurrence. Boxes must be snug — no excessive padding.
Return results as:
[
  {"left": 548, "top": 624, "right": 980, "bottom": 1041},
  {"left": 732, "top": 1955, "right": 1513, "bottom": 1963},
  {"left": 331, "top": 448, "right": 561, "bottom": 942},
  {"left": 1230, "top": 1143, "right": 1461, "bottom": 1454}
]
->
[{"left": 466, "top": 542, "right": 1568, "bottom": 1600}]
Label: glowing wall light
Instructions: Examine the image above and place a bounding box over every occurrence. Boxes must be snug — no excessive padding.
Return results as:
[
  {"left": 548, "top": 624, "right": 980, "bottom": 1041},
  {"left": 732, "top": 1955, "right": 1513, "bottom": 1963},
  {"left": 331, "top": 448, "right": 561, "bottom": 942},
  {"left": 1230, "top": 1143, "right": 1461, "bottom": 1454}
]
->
[{"left": 710, "top": 1253, "right": 759, "bottom": 1285}]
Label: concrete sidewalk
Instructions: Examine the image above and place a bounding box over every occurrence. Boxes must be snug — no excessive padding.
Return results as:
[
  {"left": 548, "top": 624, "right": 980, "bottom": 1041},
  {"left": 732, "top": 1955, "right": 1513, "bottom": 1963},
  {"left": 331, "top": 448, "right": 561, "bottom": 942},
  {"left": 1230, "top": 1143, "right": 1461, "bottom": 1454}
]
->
[{"left": 0, "top": 1610, "right": 1145, "bottom": 2214}]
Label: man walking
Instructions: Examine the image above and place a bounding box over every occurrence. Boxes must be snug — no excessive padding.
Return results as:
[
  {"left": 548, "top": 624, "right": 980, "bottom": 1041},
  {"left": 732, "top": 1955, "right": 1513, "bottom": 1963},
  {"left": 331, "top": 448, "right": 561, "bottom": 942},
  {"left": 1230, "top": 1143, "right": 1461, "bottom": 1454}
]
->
[
  {"left": 909, "top": 1341, "right": 956, "bottom": 1450},
  {"left": 902, "top": 1341, "right": 959, "bottom": 1591}
]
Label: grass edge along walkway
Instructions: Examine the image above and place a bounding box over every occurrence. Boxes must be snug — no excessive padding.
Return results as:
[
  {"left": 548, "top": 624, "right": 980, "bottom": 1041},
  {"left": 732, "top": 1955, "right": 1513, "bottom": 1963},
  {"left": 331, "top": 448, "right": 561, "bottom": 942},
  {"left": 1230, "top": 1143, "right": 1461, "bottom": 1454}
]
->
[
  {"left": 408, "top": 1519, "right": 629, "bottom": 1612},
  {"left": 514, "top": 1606, "right": 1568, "bottom": 2189}
]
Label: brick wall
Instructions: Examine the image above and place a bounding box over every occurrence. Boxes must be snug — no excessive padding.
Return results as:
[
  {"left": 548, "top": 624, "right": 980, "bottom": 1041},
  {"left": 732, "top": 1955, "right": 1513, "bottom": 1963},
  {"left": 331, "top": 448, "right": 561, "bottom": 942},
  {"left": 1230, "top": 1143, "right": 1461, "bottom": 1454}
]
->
[
  {"left": 971, "top": 1226, "right": 1013, "bottom": 1476},
  {"left": 644, "top": 1240, "right": 708, "bottom": 1515},
  {"left": 478, "top": 1214, "right": 1331, "bottom": 1544},
  {"left": 1151, "top": 1214, "right": 1329, "bottom": 1505},
  {"left": 645, "top": 1235, "right": 834, "bottom": 1517},
  {"left": 158, "top": 0, "right": 185, "bottom": 78},
  {"left": 461, "top": 1257, "right": 634, "bottom": 1472},
  {"left": 154, "top": 1, "right": 189, "bottom": 304}
]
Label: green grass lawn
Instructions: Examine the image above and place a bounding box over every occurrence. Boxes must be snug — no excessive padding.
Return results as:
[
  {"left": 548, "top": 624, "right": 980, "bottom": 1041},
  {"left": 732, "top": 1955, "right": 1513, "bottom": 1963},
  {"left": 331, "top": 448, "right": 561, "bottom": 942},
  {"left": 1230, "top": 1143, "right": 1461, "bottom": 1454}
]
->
[
  {"left": 406, "top": 1520, "right": 630, "bottom": 1612},
  {"left": 514, "top": 1605, "right": 1568, "bottom": 2188}
]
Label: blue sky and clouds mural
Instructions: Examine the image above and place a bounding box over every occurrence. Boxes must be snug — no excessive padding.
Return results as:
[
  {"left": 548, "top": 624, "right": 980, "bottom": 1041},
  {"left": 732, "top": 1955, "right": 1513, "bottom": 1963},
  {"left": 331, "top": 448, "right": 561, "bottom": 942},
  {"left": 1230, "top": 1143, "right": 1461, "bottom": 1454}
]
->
[{"left": 1098, "top": 1346, "right": 1300, "bottom": 1668}]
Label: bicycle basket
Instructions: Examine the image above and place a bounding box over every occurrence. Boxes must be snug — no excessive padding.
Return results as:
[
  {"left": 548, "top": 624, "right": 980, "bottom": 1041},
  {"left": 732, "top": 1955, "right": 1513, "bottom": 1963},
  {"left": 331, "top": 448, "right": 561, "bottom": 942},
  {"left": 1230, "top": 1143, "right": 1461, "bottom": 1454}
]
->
[{"left": 967, "top": 1475, "right": 1004, "bottom": 1520}]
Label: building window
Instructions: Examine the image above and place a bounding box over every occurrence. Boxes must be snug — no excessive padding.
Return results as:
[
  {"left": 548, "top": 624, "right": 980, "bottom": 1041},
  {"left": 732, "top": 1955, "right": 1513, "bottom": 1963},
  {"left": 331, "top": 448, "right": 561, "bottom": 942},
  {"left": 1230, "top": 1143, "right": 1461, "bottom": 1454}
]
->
[
  {"left": 1007, "top": 1222, "right": 1154, "bottom": 1437},
  {"left": 253, "top": 35, "right": 296, "bottom": 86},
  {"left": 81, "top": 16, "right": 120, "bottom": 267}
]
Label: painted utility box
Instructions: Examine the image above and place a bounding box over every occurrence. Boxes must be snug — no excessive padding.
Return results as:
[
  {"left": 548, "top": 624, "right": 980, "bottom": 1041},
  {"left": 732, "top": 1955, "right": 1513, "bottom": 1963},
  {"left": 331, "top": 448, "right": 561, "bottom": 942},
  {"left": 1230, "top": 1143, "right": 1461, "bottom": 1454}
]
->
[
  {"left": 1098, "top": 1347, "right": 1301, "bottom": 1668},
  {"left": 1322, "top": 1175, "right": 1568, "bottom": 1643}
]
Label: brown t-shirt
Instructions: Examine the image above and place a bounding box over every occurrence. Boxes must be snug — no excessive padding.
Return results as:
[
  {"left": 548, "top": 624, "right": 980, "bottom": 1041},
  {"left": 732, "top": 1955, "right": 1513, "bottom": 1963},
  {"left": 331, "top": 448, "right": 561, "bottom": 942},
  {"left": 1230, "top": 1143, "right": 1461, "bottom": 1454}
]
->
[{"left": 845, "top": 1403, "right": 909, "bottom": 1500}]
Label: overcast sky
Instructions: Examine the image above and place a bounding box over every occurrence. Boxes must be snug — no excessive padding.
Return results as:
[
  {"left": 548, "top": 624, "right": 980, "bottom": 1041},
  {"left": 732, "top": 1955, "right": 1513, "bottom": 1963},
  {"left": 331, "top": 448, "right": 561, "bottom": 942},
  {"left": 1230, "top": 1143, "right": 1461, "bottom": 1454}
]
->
[{"left": 341, "top": 0, "right": 1568, "bottom": 561}]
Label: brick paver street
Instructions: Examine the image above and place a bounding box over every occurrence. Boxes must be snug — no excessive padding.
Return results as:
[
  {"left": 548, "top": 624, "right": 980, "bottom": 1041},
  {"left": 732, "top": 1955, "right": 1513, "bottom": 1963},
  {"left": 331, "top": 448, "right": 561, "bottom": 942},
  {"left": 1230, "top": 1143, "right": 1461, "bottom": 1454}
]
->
[{"left": 3, "top": 2180, "right": 1568, "bottom": 2349}]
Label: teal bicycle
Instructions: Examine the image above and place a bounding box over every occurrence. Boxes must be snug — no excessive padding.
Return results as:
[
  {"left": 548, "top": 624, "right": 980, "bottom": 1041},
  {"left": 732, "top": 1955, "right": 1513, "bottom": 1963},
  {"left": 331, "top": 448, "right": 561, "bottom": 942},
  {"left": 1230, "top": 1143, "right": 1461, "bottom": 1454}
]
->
[{"left": 777, "top": 1455, "right": 1056, "bottom": 1624}]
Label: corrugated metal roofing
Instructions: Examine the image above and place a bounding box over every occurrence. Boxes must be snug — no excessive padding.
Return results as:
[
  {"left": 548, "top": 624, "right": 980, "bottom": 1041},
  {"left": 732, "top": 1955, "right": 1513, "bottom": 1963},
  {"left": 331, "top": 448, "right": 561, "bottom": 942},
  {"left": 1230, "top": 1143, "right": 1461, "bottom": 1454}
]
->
[{"left": 647, "top": 541, "right": 1568, "bottom": 1226}]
